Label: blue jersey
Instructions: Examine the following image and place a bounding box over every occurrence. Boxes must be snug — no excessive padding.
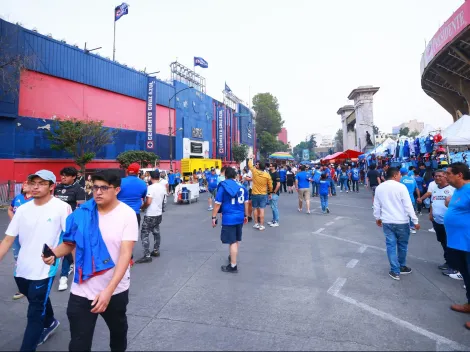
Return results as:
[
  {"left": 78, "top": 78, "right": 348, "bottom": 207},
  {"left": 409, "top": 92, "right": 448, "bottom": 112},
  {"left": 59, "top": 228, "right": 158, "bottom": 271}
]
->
[
  {"left": 175, "top": 173, "right": 181, "bottom": 182},
  {"left": 313, "top": 170, "right": 322, "bottom": 183},
  {"left": 207, "top": 174, "right": 219, "bottom": 191},
  {"left": 215, "top": 180, "right": 248, "bottom": 226},
  {"left": 117, "top": 176, "right": 148, "bottom": 213},
  {"left": 10, "top": 194, "right": 33, "bottom": 214},
  {"left": 400, "top": 176, "right": 417, "bottom": 203},
  {"left": 414, "top": 176, "right": 424, "bottom": 192},
  {"left": 204, "top": 171, "right": 211, "bottom": 180},
  {"left": 295, "top": 171, "right": 310, "bottom": 189},
  {"left": 168, "top": 173, "right": 176, "bottom": 185},
  {"left": 323, "top": 168, "right": 331, "bottom": 180},
  {"left": 444, "top": 183, "right": 470, "bottom": 252},
  {"left": 279, "top": 169, "right": 287, "bottom": 182},
  {"left": 319, "top": 180, "right": 330, "bottom": 196},
  {"left": 350, "top": 168, "right": 360, "bottom": 181}
]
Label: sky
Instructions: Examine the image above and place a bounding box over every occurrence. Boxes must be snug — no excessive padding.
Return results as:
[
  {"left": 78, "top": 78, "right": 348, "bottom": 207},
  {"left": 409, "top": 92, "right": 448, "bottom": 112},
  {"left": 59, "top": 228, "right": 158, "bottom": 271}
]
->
[{"left": 0, "top": 0, "right": 464, "bottom": 146}]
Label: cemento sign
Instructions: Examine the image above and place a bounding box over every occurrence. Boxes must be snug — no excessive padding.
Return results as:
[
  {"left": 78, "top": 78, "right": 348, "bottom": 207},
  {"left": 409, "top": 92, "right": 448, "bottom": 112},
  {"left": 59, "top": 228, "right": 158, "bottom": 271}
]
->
[{"left": 421, "top": 1, "right": 470, "bottom": 75}]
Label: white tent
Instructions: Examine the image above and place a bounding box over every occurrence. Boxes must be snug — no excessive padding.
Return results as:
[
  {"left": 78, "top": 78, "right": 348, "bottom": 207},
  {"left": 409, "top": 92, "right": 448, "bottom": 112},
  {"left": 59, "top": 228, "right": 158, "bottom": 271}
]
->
[
  {"left": 372, "top": 138, "right": 397, "bottom": 155},
  {"left": 418, "top": 124, "right": 437, "bottom": 138},
  {"left": 441, "top": 115, "right": 470, "bottom": 146}
]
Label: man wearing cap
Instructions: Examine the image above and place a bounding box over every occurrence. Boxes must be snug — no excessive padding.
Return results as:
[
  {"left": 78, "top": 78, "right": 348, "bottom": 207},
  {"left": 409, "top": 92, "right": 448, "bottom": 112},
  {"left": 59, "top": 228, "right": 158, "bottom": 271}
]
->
[
  {"left": 117, "top": 163, "right": 148, "bottom": 226},
  {"left": 0, "top": 170, "right": 71, "bottom": 349},
  {"left": 136, "top": 171, "right": 167, "bottom": 263}
]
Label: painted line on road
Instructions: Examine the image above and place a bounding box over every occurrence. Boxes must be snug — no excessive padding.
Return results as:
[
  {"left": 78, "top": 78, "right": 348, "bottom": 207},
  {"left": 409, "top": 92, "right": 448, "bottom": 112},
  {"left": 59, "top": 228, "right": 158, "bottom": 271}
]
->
[
  {"left": 346, "top": 259, "right": 359, "bottom": 268},
  {"left": 325, "top": 221, "right": 335, "bottom": 226},
  {"left": 358, "top": 245, "right": 368, "bottom": 253},
  {"left": 312, "top": 228, "right": 325, "bottom": 234},
  {"left": 327, "top": 278, "right": 469, "bottom": 351},
  {"left": 313, "top": 231, "right": 437, "bottom": 263},
  {"left": 334, "top": 216, "right": 343, "bottom": 221}
]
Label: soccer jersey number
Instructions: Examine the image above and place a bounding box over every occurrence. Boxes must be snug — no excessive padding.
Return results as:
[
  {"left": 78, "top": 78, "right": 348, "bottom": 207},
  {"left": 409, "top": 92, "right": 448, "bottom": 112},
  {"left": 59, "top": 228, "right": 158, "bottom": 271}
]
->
[{"left": 231, "top": 188, "right": 245, "bottom": 205}]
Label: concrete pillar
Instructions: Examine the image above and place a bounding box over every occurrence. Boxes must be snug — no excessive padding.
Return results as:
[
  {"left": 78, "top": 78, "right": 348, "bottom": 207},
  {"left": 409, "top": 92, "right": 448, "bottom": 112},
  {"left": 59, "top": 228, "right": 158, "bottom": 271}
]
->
[
  {"left": 337, "top": 105, "right": 355, "bottom": 150},
  {"left": 348, "top": 86, "right": 380, "bottom": 152}
]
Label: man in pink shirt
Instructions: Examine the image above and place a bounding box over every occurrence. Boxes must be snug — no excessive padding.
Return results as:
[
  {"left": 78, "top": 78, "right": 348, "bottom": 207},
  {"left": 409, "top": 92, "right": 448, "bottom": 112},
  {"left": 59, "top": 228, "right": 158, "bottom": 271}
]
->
[{"left": 43, "top": 170, "right": 138, "bottom": 351}]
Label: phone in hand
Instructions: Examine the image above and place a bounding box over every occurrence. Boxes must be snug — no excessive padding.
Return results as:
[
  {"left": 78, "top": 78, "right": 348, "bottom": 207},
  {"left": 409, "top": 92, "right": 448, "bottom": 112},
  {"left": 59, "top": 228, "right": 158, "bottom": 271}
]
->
[{"left": 42, "top": 244, "right": 56, "bottom": 265}]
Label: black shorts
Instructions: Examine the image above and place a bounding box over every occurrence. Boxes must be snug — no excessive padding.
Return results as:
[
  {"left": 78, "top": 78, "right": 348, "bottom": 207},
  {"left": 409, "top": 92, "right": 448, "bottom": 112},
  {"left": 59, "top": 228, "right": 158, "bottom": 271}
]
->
[
  {"left": 221, "top": 224, "right": 243, "bottom": 244},
  {"left": 287, "top": 179, "right": 294, "bottom": 187}
]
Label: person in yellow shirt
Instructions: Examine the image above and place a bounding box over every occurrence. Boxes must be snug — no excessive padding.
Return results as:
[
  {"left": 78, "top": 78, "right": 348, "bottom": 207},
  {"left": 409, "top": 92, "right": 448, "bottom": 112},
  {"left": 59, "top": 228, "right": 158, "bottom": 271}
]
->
[{"left": 248, "top": 160, "right": 273, "bottom": 231}]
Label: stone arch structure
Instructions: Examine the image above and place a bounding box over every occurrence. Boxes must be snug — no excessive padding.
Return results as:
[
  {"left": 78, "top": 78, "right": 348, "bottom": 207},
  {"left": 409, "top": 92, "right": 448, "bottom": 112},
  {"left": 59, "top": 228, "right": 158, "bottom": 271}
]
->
[{"left": 337, "top": 86, "right": 380, "bottom": 152}]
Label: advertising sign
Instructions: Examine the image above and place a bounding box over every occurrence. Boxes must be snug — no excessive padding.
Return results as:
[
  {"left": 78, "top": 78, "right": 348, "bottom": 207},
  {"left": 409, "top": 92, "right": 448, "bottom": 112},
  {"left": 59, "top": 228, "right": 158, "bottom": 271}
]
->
[
  {"left": 217, "top": 107, "right": 226, "bottom": 157},
  {"left": 145, "top": 77, "right": 157, "bottom": 150},
  {"left": 302, "top": 149, "right": 310, "bottom": 161}
]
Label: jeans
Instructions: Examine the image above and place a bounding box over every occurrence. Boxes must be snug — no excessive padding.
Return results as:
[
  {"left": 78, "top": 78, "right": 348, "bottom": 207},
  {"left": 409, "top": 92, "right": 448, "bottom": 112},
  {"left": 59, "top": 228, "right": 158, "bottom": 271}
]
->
[
  {"left": 382, "top": 223, "right": 410, "bottom": 274},
  {"left": 60, "top": 253, "right": 74, "bottom": 277},
  {"left": 447, "top": 248, "right": 470, "bottom": 303},
  {"left": 340, "top": 178, "right": 349, "bottom": 191},
  {"left": 312, "top": 182, "right": 319, "bottom": 196},
  {"left": 12, "top": 236, "right": 21, "bottom": 261},
  {"left": 320, "top": 194, "right": 328, "bottom": 212},
  {"left": 280, "top": 182, "right": 287, "bottom": 193},
  {"left": 351, "top": 180, "right": 359, "bottom": 192},
  {"left": 15, "top": 276, "right": 55, "bottom": 351},
  {"left": 67, "top": 290, "right": 129, "bottom": 351},
  {"left": 329, "top": 179, "right": 336, "bottom": 195},
  {"left": 270, "top": 194, "right": 279, "bottom": 223}
]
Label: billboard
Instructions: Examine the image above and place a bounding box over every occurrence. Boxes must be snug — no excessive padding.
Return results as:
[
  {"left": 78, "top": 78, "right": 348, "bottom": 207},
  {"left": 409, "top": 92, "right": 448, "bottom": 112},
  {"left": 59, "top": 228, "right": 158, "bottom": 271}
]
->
[
  {"left": 217, "top": 106, "right": 226, "bottom": 157},
  {"left": 145, "top": 77, "right": 157, "bottom": 150},
  {"left": 302, "top": 149, "right": 310, "bottom": 161}
]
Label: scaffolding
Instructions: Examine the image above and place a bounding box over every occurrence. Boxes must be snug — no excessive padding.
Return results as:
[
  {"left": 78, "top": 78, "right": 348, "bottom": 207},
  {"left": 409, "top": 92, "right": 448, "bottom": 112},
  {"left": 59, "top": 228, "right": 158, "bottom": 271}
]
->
[{"left": 170, "top": 61, "right": 206, "bottom": 93}]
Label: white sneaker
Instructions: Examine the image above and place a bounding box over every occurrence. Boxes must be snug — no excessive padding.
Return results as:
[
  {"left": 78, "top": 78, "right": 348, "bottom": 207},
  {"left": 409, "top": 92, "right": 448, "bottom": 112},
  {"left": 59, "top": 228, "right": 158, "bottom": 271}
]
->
[
  {"left": 464, "top": 285, "right": 466, "bottom": 289},
  {"left": 411, "top": 229, "right": 417, "bottom": 234},
  {"left": 68, "top": 264, "right": 74, "bottom": 276},
  {"left": 58, "top": 276, "right": 68, "bottom": 291},
  {"left": 428, "top": 228, "right": 435, "bottom": 232},
  {"left": 270, "top": 222, "right": 279, "bottom": 227},
  {"left": 258, "top": 225, "right": 266, "bottom": 231},
  {"left": 267, "top": 221, "right": 274, "bottom": 226},
  {"left": 449, "top": 272, "right": 463, "bottom": 281},
  {"left": 253, "top": 223, "right": 260, "bottom": 229}
]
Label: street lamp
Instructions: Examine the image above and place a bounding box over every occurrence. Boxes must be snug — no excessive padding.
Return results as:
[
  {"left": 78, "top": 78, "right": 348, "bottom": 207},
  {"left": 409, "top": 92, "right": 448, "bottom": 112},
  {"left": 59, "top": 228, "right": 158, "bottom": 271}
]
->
[{"left": 168, "top": 87, "right": 194, "bottom": 169}]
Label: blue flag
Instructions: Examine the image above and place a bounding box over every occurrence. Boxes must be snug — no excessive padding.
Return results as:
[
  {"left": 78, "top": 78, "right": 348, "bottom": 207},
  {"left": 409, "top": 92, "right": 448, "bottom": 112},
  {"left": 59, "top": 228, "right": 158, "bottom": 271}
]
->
[
  {"left": 194, "top": 57, "right": 208, "bottom": 68},
  {"left": 225, "top": 83, "right": 232, "bottom": 93},
  {"left": 115, "top": 3, "right": 129, "bottom": 21}
]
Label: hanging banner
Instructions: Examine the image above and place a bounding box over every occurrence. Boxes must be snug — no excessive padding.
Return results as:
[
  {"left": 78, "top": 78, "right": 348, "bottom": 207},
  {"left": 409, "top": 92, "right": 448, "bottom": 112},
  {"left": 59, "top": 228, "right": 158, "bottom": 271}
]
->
[
  {"left": 217, "top": 106, "right": 226, "bottom": 157},
  {"left": 146, "top": 77, "right": 157, "bottom": 150},
  {"left": 302, "top": 149, "right": 310, "bottom": 161}
]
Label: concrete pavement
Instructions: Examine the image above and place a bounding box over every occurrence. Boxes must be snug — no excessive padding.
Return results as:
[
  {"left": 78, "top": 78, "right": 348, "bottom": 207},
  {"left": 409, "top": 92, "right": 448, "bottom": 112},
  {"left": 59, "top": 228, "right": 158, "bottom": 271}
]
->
[{"left": 0, "top": 186, "right": 469, "bottom": 351}]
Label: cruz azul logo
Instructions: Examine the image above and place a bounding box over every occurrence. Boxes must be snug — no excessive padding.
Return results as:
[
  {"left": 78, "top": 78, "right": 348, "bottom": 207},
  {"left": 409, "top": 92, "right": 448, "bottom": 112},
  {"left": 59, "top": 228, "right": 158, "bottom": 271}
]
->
[{"left": 218, "top": 108, "right": 225, "bottom": 156}]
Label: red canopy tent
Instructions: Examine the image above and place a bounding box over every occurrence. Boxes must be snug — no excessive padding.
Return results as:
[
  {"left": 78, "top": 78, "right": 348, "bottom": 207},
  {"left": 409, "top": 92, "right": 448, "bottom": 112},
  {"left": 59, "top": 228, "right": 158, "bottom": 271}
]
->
[{"left": 321, "top": 149, "right": 363, "bottom": 164}]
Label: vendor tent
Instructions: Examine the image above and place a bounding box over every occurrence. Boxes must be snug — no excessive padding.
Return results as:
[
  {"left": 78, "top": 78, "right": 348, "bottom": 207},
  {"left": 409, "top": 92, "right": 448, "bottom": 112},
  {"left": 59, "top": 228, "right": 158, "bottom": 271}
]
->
[
  {"left": 418, "top": 124, "right": 437, "bottom": 138},
  {"left": 441, "top": 115, "right": 470, "bottom": 145},
  {"left": 322, "top": 150, "right": 363, "bottom": 163},
  {"left": 269, "top": 152, "right": 295, "bottom": 160}
]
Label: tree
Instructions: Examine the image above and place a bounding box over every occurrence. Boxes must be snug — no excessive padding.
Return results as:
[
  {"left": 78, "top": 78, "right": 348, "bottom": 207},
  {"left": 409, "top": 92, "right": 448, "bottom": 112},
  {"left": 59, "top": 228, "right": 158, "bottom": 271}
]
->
[
  {"left": 116, "top": 150, "right": 160, "bottom": 169},
  {"left": 231, "top": 143, "right": 249, "bottom": 164},
  {"left": 259, "top": 131, "right": 281, "bottom": 158},
  {"left": 47, "top": 118, "right": 117, "bottom": 172},
  {"left": 334, "top": 129, "right": 343, "bottom": 151},
  {"left": 308, "top": 134, "right": 317, "bottom": 151},
  {"left": 409, "top": 130, "right": 420, "bottom": 138},
  {"left": 276, "top": 141, "right": 290, "bottom": 153},
  {"left": 399, "top": 127, "right": 410, "bottom": 136},
  {"left": 252, "top": 93, "right": 284, "bottom": 136}
]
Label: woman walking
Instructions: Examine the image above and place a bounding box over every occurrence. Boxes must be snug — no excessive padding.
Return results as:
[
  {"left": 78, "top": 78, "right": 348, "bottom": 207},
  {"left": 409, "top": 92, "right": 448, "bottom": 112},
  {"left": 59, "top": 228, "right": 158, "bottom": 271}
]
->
[{"left": 286, "top": 166, "right": 295, "bottom": 194}]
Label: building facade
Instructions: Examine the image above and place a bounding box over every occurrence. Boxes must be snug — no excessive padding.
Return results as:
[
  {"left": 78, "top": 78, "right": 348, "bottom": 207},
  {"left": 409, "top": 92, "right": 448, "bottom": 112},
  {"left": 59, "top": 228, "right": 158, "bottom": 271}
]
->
[
  {"left": 391, "top": 119, "right": 424, "bottom": 135},
  {"left": 0, "top": 19, "right": 255, "bottom": 181},
  {"left": 277, "top": 128, "right": 288, "bottom": 144}
]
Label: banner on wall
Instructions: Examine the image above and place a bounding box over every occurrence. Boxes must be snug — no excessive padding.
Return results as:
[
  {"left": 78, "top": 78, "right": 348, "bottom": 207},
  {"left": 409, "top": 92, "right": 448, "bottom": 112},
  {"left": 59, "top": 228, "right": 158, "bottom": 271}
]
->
[
  {"left": 217, "top": 106, "right": 226, "bottom": 157},
  {"left": 302, "top": 149, "right": 310, "bottom": 161},
  {"left": 146, "top": 77, "right": 157, "bottom": 150}
]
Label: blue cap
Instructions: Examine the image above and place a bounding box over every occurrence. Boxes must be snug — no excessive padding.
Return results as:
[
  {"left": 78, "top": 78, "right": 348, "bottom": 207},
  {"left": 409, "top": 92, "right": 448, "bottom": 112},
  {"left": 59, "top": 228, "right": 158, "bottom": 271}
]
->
[
  {"left": 400, "top": 167, "right": 408, "bottom": 175},
  {"left": 28, "top": 170, "right": 56, "bottom": 183}
]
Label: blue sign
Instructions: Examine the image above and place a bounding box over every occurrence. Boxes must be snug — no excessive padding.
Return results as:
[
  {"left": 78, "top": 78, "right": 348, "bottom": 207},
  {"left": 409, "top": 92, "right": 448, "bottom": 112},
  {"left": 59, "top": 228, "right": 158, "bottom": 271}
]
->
[
  {"left": 146, "top": 77, "right": 157, "bottom": 150},
  {"left": 302, "top": 149, "right": 310, "bottom": 161},
  {"left": 194, "top": 57, "right": 209, "bottom": 68},
  {"left": 217, "top": 107, "right": 226, "bottom": 157}
]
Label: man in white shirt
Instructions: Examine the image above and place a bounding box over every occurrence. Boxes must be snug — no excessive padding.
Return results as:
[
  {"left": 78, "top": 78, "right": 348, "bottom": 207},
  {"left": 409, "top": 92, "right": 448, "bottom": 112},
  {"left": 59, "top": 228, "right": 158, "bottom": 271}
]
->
[
  {"left": 429, "top": 169, "right": 457, "bottom": 276},
  {"left": 43, "top": 170, "right": 138, "bottom": 351},
  {"left": 373, "top": 167, "right": 421, "bottom": 280},
  {"left": 136, "top": 171, "right": 166, "bottom": 263},
  {"left": 0, "top": 170, "right": 71, "bottom": 350}
]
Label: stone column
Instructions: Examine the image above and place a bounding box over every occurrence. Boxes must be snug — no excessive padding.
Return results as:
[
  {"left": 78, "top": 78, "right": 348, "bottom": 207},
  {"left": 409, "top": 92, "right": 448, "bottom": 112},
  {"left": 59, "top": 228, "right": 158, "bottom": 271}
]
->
[
  {"left": 348, "top": 86, "right": 380, "bottom": 152},
  {"left": 337, "top": 105, "right": 355, "bottom": 150}
]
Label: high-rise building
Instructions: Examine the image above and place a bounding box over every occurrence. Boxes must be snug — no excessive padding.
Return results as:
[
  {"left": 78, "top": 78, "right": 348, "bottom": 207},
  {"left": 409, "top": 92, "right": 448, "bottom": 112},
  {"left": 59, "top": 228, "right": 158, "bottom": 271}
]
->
[{"left": 277, "top": 128, "right": 288, "bottom": 144}]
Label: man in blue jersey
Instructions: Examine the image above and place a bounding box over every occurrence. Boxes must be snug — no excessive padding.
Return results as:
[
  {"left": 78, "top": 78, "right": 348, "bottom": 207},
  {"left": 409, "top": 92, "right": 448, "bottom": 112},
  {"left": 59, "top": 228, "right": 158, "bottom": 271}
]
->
[
  {"left": 175, "top": 169, "right": 181, "bottom": 186},
  {"left": 400, "top": 168, "right": 420, "bottom": 234},
  {"left": 295, "top": 165, "right": 312, "bottom": 214},
  {"left": 212, "top": 167, "right": 249, "bottom": 273},
  {"left": 168, "top": 170, "right": 176, "bottom": 194},
  {"left": 279, "top": 165, "right": 287, "bottom": 193},
  {"left": 207, "top": 168, "right": 219, "bottom": 211},
  {"left": 312, "top": 165, "right": 322, "bottom": 197},
  {"left": 350, "top": 165, "right": 360, "bottom": 193},
  {"left": 117, "top": 163, "right": 147, "bottom": 226}
]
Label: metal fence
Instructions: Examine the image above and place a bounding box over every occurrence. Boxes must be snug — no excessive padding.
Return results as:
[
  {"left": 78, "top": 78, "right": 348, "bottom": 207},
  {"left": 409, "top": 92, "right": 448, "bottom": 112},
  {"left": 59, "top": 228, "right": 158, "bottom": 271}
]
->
[{"left": 0, "top": 182, "right": 22, "bottom": 206}]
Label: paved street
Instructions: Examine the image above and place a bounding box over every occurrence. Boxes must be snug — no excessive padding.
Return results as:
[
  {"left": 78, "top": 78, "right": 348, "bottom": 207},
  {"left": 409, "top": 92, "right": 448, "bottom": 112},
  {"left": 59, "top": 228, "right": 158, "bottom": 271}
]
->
[{"left": 1, "top": 187, "right": 470, "bottom": 351}]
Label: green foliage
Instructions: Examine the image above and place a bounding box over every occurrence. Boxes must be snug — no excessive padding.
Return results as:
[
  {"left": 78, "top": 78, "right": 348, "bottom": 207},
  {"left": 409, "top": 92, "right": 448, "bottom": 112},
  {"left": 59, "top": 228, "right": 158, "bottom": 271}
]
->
[
  {"left": 293, "top": 141, "right": 309, "bottom": 161},
  {"left": 116, "top": 150, "right": 160, "bottom": 169},
  {"left": 399, "top": 127, "right": 410, "bottom": 136},
  {"left": 308, "top": 134, "right": 317, "bottom": 151},
  {"left": 231, "top": 143, "right": 249, "bottom": 164},
  {"left": 276, "top": 141, "right": 290, "bottom": 153},
  {"left": 409, "top": 130, "right": 420, "bottom": 138},
  {"left": 47, "top": 118, "right": 117, "bottom": 172},
  {"left": 334, "top": 129, "right": 343, "bottom": 151},
  {"left": 259, "top": 131, "right": 280, "bottom": 158},
  {"left": 252, "top": 93, "right": 284, "bottom": 136}
]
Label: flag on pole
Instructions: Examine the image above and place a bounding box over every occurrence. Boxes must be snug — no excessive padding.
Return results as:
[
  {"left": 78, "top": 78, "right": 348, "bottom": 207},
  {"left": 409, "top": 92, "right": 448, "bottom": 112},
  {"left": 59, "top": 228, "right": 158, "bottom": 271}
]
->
[
  {"left": 194, "top": 57, "right": 208, "bottom": 68},
  {"left": 115, "top": 3, "right": 129, "bottom": 21},
  {"left": 225, "top": 82, "right": 232, "bottom": 93}
]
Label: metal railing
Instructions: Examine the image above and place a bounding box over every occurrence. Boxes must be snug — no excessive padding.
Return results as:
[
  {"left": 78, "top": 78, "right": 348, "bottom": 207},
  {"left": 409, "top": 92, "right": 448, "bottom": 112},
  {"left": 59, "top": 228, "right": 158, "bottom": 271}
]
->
[{"left": 0, "top": 182, "right": 22, "bottom": 206}]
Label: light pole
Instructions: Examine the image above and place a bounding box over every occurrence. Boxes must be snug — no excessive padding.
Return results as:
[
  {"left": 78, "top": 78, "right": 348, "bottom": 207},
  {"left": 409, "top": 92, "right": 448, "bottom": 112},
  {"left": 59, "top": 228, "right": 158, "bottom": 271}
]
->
[{"left": 168, "top": 87, "right": 194, "bottom": 169}]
